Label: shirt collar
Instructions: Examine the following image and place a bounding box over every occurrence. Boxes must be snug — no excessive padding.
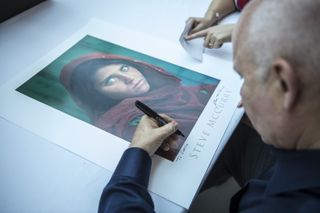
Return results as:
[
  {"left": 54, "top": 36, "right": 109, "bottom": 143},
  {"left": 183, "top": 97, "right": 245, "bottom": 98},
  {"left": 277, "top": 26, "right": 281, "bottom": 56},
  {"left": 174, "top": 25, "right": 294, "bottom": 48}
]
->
[{"left": 265, "top": 148, "right": 320, "bottom": 195}]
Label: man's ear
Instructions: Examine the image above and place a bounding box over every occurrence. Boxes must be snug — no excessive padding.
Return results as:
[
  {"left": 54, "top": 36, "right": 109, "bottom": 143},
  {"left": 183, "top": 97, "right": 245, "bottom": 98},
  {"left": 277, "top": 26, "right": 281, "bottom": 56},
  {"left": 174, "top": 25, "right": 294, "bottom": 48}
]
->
[{"left": 272, "top": 58, "right": 299, "bottom": 110}]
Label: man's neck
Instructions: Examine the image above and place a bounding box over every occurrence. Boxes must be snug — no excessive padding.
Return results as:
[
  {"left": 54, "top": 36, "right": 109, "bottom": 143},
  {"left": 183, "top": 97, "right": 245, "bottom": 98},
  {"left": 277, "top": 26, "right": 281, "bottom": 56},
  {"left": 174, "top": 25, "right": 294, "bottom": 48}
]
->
[{"left": 295, "top": 123, "right": 320, "bottom": 150}]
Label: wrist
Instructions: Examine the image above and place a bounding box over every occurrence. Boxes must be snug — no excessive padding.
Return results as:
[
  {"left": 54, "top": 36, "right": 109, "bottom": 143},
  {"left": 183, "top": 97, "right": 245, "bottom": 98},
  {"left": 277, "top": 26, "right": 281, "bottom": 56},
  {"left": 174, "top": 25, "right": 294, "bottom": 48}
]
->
[
  {"left": 204, "top": 10, "right": 221, "bottom": 24},
  {"left": 129, "top": 143, "right": 153, "bottom": 157}
]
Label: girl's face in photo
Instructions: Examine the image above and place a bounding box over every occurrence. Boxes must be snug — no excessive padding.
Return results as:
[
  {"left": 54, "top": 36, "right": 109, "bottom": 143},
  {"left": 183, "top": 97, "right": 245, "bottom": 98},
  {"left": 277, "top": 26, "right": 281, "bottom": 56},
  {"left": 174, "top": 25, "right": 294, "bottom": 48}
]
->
[{"left": 94, "top": 63, "right": 150, "bottom": 100}]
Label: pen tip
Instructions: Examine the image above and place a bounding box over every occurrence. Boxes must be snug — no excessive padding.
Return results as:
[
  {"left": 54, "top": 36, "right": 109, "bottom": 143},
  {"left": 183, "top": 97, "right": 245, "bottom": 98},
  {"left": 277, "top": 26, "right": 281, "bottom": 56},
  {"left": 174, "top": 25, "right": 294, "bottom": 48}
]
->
[{"left": 177, "top": 130, "right": 185, "bottom": 137}]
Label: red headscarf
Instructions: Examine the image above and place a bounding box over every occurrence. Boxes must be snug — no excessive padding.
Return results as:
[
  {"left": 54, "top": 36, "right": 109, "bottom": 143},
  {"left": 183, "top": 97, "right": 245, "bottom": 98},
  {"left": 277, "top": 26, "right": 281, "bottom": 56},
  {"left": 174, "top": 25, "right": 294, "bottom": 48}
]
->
[{"left": 60, "top": 53, "right": 216, "bottom": 161}]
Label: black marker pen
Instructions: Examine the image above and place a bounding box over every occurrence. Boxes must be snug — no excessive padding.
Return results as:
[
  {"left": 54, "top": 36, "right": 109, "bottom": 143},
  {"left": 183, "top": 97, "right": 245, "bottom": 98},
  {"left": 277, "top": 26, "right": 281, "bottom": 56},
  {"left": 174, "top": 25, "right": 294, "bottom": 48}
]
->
[{"left": 135, "top": 100, "right": 185, "bottom": 137}]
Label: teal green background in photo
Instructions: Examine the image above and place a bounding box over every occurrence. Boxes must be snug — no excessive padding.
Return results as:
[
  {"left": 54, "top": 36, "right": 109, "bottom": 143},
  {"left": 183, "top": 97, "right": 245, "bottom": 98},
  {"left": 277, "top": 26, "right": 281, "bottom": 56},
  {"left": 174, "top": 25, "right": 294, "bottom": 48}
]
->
[{"left": 17, "top": 35, "right": 220, "bottom": 123}]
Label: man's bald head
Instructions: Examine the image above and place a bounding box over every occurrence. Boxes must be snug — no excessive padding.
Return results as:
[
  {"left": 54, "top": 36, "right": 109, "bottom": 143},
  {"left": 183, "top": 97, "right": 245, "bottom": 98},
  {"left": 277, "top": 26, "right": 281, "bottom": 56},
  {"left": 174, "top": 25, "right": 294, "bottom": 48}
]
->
[
  {"left": 234, "top": 0, "right": 320, "bottom": 81},
  {"left": 233, "top": 0, "right": 320, "bottom": 149}
]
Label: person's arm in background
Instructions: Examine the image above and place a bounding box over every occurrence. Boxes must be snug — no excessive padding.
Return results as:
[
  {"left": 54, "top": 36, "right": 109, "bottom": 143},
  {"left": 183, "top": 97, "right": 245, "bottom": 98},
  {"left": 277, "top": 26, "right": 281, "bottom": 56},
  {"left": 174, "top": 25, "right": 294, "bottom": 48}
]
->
[
  {"left": 186, "top": 23, "right": 235, "bottom": 49},
  {"left": 186, "top": 0, "right": 251, "bottom": 49},
  {"left": 98, "top": 115, "right": 178, "bottom": 213},
  {"left": 187, "top": 0, "right": 236, "bottom": 35}
]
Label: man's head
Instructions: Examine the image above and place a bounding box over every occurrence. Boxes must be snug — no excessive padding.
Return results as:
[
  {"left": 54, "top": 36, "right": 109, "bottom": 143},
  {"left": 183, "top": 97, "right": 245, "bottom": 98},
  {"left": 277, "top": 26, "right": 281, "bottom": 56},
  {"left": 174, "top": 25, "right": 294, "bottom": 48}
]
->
[{"left": 233, "top": 0, "right": 320, "bottom": 149}]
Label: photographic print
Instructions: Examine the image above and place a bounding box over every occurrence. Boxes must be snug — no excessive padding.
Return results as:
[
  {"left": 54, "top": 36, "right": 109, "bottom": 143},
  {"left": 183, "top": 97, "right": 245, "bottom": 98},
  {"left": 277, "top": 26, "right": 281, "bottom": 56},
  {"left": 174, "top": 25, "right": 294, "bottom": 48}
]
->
[
  {"left": 16, "top": 35, "right": 220, "bottom": 161},
  {"left": 0, "top": 20, "right": 242, "bottom": 208}
]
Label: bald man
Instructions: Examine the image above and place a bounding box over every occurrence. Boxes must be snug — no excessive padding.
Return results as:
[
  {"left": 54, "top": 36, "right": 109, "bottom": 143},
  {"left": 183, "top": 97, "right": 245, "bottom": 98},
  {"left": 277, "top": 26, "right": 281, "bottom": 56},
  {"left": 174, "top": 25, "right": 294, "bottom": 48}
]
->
[{"left": 98, "top": 0, "right": 320, "bottom": 212}]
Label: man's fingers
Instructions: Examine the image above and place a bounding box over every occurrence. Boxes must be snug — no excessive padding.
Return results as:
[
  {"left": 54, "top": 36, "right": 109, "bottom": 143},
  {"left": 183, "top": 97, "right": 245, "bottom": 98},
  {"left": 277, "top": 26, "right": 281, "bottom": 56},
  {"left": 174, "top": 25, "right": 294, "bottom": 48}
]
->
[
  {"left": 131, "top": 114, "right": 179, "bottom": 156},
  {"left": 158, "top": 114, "right": 173, "bottom": 123},
  {"left": 139, "top": 115, "right": 158, "bottom": 127},
  {"left": 156, "top": 120, "right": 178, "bottom": 140},
  {"left": 139, "top": 114, "right": 149, "bottom": 122}
]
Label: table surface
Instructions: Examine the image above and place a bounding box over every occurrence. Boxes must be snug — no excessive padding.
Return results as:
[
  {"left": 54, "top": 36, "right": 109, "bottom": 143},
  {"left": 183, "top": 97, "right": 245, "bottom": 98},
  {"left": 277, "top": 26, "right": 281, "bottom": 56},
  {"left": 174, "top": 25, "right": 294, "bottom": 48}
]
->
[{"left": 0, "top": 0, "right": 239, "bottom": 212}]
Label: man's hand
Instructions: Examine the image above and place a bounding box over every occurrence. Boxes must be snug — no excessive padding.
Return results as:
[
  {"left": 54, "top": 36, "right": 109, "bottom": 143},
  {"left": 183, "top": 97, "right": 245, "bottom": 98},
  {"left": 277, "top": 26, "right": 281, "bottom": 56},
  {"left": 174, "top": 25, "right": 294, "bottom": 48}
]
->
[
  {"left": 185, "top": 24, "right": 234, "bottom": 49},
  {"left": 130, "top": 114, "right": 178, "bottom": 156}
]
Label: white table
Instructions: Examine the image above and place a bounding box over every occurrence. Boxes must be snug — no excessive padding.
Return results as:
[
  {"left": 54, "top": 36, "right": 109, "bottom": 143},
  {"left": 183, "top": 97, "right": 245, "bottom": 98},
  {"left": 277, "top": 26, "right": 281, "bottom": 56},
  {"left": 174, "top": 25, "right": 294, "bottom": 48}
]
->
[{"left": 0, "top": 0, "right": 239, "bottom": 212}]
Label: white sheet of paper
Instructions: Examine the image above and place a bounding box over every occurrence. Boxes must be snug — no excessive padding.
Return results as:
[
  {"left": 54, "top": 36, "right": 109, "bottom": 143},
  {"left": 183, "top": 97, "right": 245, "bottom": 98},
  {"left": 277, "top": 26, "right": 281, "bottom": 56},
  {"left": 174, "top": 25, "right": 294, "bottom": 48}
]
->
[
  {"left": 179, "top": 19, "right": 204, "bottom": 62},
  {"left": 0, "top": 19, "right": 242, "bottom": 209}
]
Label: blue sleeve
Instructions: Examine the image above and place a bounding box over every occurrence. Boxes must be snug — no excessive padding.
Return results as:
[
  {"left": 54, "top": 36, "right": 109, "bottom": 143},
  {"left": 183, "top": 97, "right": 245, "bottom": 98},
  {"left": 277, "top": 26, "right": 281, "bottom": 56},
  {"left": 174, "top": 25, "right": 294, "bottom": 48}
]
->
[{"left": 98, "top": 147, "right": 155, "bottom": 213}]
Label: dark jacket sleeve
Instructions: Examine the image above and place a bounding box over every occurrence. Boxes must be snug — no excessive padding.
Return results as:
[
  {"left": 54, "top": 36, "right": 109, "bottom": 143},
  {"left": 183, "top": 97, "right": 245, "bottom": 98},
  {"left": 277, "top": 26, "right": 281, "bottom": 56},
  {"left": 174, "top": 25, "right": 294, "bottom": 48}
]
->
[{"left": 98, "top": 147, "right": 155, "bottom": 213}]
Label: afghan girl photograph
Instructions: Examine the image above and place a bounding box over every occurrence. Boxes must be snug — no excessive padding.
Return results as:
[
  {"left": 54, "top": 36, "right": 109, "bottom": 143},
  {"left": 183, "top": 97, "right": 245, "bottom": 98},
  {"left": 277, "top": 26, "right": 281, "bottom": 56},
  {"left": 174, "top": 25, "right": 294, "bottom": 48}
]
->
[{"left": 17, "top": 35, "right": 220, "bottom": 161}]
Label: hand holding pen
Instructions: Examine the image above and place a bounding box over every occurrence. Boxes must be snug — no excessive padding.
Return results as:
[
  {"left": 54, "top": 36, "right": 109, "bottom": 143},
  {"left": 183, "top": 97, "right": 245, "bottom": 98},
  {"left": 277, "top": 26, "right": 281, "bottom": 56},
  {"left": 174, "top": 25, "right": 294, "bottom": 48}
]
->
[
  {"left": 135, "top": 100, "right": 185, "bottom": 137},
  {"left": 130, "top": 113, "right": 179, "bottom": 156},
  {"left": 129, "top": 100, "right": 184, "bottom": 156}
]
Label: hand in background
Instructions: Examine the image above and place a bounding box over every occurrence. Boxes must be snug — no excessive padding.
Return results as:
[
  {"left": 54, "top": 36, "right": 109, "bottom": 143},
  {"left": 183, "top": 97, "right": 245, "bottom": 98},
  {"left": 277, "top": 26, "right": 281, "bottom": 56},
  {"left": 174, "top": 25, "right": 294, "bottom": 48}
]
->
[
  {"left": 186, "top": 0, "right": 236, "bottom": 36},
  {"left": 130, "top": 114, "right": 178, "bottom": 156},
  {"left": 185, "top": 24, "right": 235, "bottom": 49},
  {"left": 186, "top": 16, "right": 219, "bottom": 35}
]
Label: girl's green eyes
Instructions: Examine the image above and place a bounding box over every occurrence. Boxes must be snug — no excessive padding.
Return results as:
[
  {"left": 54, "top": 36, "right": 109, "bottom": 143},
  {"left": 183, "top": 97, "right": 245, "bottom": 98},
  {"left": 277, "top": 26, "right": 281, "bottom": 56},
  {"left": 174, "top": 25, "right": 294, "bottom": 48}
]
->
[
  {"left": 105, "top": 77, "right": 116, "bottom": 86},
  {"left": 104, "top": 64, "right": 129, "bottom": 86},
  {"left": 120, "top": 64, "right": 129, "bottom": 72}
]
